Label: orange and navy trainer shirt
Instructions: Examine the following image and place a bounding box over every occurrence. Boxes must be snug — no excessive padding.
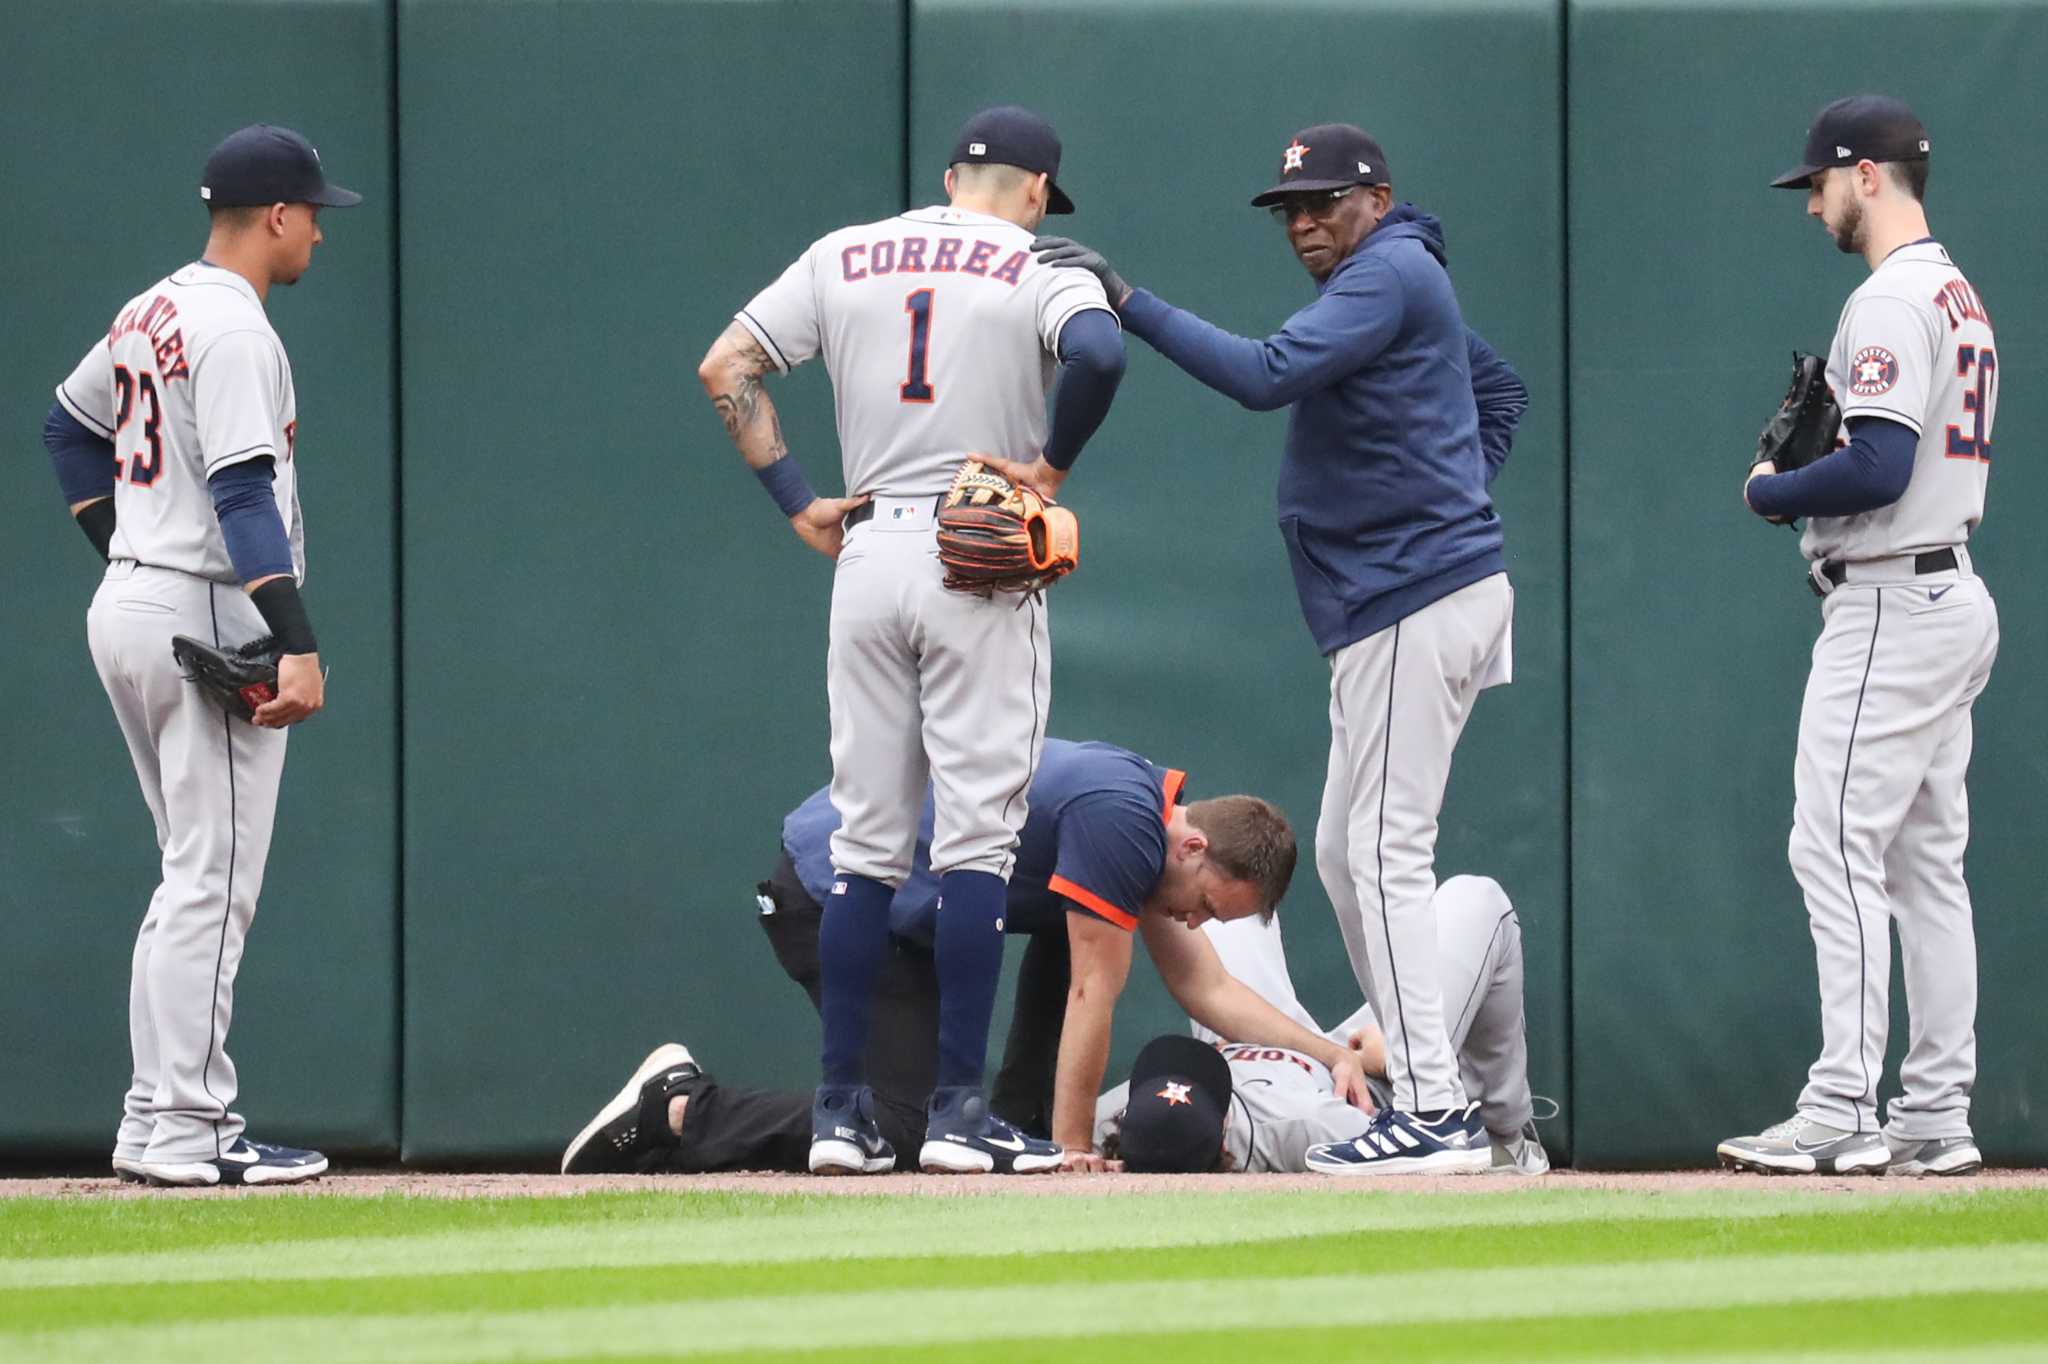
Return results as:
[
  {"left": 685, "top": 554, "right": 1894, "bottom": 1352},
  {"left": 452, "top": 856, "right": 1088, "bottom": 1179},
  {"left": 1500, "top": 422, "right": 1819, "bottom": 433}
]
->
[{"left": 780, "top": 738, "right": 1186, "bottom": 944}]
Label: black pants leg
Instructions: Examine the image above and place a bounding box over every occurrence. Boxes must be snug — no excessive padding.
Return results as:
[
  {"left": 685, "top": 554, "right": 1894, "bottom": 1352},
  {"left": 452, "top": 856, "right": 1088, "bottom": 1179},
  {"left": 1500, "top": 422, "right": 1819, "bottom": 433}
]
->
[
  {"left": 989, "top": 927, "right": 1071, "bottom": 1138},
  {"left": 757, "top": 852, "right": 935, "bottom": 1165},
  {"left": 649, "top": 1078, "right": 814, "bottom": 1174}
]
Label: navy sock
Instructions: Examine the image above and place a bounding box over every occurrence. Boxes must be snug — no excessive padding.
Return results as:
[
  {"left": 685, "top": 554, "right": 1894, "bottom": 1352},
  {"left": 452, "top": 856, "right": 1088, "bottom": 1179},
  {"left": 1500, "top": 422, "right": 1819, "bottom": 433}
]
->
[
  {"left": 933, "top": 869, "right": 1008, "bottom": 1089},
  {"left": 818, "top": 873, "right": 894, "bottom": 1086}
]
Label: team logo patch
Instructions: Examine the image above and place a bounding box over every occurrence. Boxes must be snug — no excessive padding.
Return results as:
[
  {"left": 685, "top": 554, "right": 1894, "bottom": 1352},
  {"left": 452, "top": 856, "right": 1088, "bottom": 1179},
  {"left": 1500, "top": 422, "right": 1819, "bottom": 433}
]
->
[
  {"left": 1156, "top": 1082, "right": 1193, "bottom": 1107},
  {"left": 1850, "top": 346, "right": 1899, "bottom": 397},
  {"left": 1281, "top": 140, "right": 1310, "bottom": 173}
]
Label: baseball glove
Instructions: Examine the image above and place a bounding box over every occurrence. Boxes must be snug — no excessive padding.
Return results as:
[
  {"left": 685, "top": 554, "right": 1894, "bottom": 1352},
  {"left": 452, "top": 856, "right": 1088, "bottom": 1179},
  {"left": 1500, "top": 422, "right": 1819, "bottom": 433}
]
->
[
  {"left": 171, "top": 634, "right": 283, "bottom": 722},
  {"left": 935, "top": 460, "right": 1079, "bottom": 597},
  {"left": 1753, "top": 351, "right": 1843, "bottom": 475}
]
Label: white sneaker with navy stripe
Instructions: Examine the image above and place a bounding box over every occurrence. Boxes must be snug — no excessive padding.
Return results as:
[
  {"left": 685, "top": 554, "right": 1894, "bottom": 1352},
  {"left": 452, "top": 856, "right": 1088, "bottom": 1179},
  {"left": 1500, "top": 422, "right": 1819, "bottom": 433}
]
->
[{"left": 1306, "top": 1103, "right": 1492, "bottom": 1176}]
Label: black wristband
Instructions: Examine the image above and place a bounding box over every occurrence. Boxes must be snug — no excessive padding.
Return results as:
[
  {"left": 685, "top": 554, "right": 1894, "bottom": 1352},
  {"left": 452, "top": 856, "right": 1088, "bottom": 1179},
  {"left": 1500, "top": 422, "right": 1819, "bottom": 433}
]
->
[
  {"left": 249, "top": 577, "right": 319, "bottom": 655},
  {"left": 74, "top": 498, "right": 116, "bottom": 563}
]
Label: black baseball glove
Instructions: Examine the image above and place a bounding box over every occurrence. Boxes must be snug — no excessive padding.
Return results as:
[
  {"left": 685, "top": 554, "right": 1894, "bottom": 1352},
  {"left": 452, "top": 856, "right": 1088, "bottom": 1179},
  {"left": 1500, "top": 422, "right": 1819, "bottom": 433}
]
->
[
  {"left": 1754, "top": 351, "right": 1843, "bottom": 475},
  {"left": 171, "top": 634, "right": 283, "bottom": 722}
]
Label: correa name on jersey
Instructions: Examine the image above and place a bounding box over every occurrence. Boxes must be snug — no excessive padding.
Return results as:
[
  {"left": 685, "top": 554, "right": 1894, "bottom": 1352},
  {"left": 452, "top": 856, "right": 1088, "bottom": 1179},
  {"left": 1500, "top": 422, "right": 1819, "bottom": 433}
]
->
[{"left": 840, "top": 235, "right": 1029, "bottom": 285}]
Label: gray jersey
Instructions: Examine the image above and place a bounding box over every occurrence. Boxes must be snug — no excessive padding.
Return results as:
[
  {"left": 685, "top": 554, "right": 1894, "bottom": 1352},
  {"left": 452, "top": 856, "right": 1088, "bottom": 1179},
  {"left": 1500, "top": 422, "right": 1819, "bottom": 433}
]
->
[
  {"left": 1093, "top": 875, "right": 1537, "bottom": 1170},
  {"left": 1092, "top": 1044, "right": 1373, "bottom": 1175},
  {"left": 56, "top": 263, "right": 303, "bottom": 583},
  {"left": 1804, "top": 241, "right": 1994, "bottom": 563},
  {"left": 735, "top": 206, "right": 1113, "bottom": 496}
]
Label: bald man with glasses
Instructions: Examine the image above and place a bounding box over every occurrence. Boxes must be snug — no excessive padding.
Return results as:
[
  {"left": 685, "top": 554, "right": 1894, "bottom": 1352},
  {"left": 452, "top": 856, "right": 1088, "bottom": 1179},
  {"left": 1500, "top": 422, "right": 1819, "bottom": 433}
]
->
[{"left": 1034, "top": 122, "right": 1528, "bottom": 1174}]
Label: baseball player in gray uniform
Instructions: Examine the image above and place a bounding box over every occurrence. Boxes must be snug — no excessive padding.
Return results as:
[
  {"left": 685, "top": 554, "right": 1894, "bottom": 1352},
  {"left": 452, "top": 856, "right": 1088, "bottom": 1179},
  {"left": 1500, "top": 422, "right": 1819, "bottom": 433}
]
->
[
  {"left": 1094, "top": 875, "right": 1546, "bottom": 1174},
  {"left": 1726, "top": 96, "right": 1998, "bottom": 1177},
  {"left": 41, "top": 126, "right": 359, "bottom": 1187},
  {"left": 696, "top": 106, "right": 1126, "bottom": 1174}
]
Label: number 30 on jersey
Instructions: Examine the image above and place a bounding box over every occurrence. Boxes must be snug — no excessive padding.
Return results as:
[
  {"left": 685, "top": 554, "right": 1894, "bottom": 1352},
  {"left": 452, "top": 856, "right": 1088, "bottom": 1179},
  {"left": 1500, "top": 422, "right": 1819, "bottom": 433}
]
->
[{"left": 1946, "top": 345, "right": 1995, "bottom": 463}]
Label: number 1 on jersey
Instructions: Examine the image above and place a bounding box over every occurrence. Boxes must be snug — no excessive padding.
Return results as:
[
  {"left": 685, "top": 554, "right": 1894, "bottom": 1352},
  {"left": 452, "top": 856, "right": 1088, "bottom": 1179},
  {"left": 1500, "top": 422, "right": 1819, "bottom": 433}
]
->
[{"left": 900, "top": 288, "right": 935, "bottom": 404}]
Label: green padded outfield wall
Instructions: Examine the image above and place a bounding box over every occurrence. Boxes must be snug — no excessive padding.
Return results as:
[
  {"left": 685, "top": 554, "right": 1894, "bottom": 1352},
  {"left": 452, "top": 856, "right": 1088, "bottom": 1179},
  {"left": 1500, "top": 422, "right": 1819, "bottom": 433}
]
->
[
  {"left": 1567, "top": 1, "right": 2048, "bottom": 1166},
  {"left": 0, "top": 3, "right": 399, "bottom": 1157},
  {"left": 397, "top": 0, "right": 906, "bottom": 1161},
  {"left": 12, "top": 0, "right": 2036, "bottom": 1170},
  {"left": 913, "top": 0, "right": 1571, "bottom": 1156}
]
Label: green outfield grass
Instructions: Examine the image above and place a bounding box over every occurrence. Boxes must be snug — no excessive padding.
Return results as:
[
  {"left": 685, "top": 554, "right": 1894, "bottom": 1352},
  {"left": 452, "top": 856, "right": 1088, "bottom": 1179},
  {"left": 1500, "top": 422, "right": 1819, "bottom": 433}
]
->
[{"left": 4, "top": 1187, "right": 2045, "bottom": 1362}]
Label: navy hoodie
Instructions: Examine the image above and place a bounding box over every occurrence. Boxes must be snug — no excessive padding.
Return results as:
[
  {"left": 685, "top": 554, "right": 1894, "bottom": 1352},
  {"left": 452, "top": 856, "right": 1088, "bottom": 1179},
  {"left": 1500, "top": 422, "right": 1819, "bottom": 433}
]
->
[{"left": 1120, "top": 205, "right": 1527, "bottom": 654}]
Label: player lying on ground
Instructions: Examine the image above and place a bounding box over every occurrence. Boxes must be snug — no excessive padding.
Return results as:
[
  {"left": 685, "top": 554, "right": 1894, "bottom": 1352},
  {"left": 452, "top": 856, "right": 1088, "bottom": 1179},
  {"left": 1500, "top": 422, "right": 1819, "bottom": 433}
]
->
[
  {"left": 562, "top": 738, "right": 1371, "bottom": 1174},
  {"left": 560, "top": 874, "right": 1544, "bottom": 1176},
  {"left": 1096, "top": 876, "right": 1546, "bottom": 1174}
]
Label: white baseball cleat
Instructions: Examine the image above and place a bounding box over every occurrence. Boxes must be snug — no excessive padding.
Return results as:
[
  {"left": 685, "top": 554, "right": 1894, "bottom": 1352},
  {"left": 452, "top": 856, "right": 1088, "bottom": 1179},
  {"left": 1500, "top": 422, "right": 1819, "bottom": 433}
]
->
[
  {"left": 1884, "top": 1134, "right": 1983, "bottom": 1177},
  {"left": 1717, "top": 1114, "right": 1889, "bottom": 1175}
]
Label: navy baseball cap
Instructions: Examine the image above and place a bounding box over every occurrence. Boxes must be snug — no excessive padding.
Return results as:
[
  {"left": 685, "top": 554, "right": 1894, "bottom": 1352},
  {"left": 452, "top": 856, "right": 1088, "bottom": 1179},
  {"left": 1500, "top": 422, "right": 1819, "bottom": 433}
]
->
[
  {"left": 1770, "top": 95, "right": 1930, "bottom": 189},
  {"left": 949, "top": 105, "right": 1074, "bottom": 214},
  {"left": 1118, "top": 1035, "right": 1231, "bottom": 1173},
  {"left": 201, "top": 125, "right": 362, "bottom": 208},
  {"left": 1250, "top": 123, "right": 1390, "bottom": 207}
]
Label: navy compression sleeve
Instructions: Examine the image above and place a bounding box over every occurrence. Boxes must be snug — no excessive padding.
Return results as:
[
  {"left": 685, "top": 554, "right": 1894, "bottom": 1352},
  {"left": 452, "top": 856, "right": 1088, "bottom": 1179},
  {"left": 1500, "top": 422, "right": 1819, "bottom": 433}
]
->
[
  {"left": 44, "top": 401, "right": 116, "bottom": 506},
  {"left": 208, "top": 458, "right": 296, "bottom": 583},
  {"left": 1746, "top": 416, "right": 1918, "bottom": 520},
  {"left": 1043, "top": 308, "right": 1127, "bottom": 471}
]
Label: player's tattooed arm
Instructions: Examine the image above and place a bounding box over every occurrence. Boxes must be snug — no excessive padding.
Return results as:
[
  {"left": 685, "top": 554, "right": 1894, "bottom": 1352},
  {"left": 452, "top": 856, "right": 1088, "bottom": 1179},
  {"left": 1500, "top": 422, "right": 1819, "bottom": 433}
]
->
[
  {"left": 698, "top": 322, "right": 867, "bottom": 556},
  {"left": 698, "top": 323, "right": 789, "bottom": 470}
]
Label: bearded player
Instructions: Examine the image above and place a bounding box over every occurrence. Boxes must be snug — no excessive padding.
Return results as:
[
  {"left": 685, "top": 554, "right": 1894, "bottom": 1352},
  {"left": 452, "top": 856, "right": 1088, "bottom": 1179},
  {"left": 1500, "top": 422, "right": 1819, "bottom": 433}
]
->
[{"left": 1728, "top": 95, "right": 1998, "bottom": 1178}]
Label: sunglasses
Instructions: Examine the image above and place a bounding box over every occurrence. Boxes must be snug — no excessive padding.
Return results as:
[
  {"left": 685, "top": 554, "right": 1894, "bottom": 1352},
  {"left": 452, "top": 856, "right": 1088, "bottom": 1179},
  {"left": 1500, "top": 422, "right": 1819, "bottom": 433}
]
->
[{"left": 1268, "top": 186, "right": 1360, "bottom": 225}]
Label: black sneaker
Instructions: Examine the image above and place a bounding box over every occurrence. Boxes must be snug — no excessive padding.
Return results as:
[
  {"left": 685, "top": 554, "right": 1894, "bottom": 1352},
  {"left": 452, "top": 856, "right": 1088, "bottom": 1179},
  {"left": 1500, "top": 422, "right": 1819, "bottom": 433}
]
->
[
  {"left": 810, "top": 1084, "right": 896, "bottom": 1175},
  {"left": 919, "top": 1086, "right": 1061, "bottom": 1174},
  {"left": 561, "top": 1043, "right": 702, "bottom": 1174}
]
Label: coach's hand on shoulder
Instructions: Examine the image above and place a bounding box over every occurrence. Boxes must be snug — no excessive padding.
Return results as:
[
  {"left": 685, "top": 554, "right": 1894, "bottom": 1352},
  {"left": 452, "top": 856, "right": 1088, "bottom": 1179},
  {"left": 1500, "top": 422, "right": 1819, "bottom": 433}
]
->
[
  {"left": 254, "top": 653, "right": 324, "bottom": 729},
  {"left": 792, "top": 494, "right": 870, "bottom": 560},
  {"left": 977, "top": 454, "right": 1066, "bottom": 503},
  {"left": 1031, "top": 236, "right": 1131, "bottom": 311}
]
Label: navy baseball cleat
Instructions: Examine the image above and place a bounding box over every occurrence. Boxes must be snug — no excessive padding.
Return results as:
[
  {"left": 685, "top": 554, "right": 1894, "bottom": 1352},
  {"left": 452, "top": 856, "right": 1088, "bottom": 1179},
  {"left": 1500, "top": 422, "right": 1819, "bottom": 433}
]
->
[
  {"left": 919, "top": 1085, "right": 1062, "bottom": 1174},
  {"left": 1306, "top": 1102, "right": 1491, "bottom": 1176},
  {"left": 135, "top": 1138, "right": 328, "bottom": 1187},
  {"left": 562, "top": 1042, "right": 704, "bottom": 1175},
  {"left": 810, "top": 1084, "right": 896, "bottom": 1175}
]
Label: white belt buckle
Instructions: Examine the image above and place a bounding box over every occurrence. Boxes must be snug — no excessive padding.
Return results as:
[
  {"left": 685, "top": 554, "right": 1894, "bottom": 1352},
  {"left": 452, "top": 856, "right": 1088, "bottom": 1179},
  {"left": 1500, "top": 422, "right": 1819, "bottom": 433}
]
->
[{"left": 1808, "top": 560, "right": 1834, "bottom": 597}]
